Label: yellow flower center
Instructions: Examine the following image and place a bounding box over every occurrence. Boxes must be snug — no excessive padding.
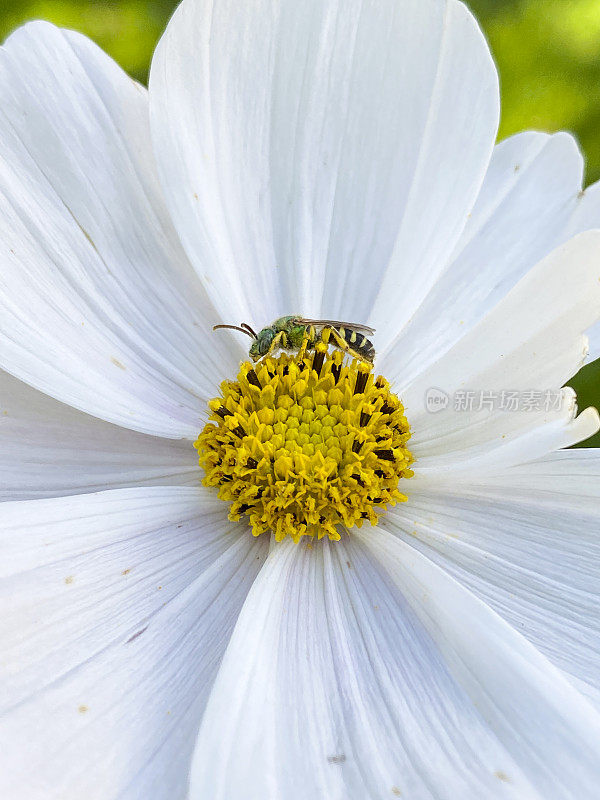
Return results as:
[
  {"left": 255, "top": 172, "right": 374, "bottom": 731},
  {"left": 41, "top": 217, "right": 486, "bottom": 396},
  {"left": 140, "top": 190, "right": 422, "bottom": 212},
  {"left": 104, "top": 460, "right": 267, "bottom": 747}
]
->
[{"left": 195, "top": 342, "right": 414, "bottom": 542}]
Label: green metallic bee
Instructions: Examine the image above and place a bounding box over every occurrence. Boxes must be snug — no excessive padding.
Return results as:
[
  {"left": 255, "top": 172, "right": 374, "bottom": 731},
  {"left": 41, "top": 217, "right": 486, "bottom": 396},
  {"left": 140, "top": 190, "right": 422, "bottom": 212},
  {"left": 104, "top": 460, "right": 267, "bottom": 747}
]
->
[{"left": 214, "top": 316, "right": 376, "bottom": 363}]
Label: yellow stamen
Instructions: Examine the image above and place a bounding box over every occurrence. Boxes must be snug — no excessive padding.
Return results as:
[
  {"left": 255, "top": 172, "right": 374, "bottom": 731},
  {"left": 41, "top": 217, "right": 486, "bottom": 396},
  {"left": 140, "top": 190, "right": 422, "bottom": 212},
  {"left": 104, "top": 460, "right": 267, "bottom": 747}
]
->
[{"left": 195, "top": 343, "right": 414, "bottom": 542}]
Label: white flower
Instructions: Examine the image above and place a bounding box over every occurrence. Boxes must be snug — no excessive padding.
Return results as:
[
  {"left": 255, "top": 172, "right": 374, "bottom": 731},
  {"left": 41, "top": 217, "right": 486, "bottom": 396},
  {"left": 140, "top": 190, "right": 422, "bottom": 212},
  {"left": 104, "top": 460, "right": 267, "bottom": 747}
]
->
[{"left": 0, "top": 0, "right": 600, "bottom": 797}]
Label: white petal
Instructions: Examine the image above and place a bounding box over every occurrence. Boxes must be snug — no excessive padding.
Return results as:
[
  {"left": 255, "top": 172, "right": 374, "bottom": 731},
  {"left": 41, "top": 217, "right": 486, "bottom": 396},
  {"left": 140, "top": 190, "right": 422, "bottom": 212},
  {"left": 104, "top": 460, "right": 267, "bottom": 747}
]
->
[
  {"left": 565, "top": 180, "right": 600, "bottom": 361},
  {"left": 588, "top": 322, "right": 600, "bottom": 362},
  {"left": 189, "top": 534, "right": 599, "bottom": 799},
  {"left": 386, "top": 450, "right": 600, "bottom": 707},
  {"left": 0, "top": 487, "right": 267, "bottom": 800},
  {"left": 411, "top": 388, "right": 600, "bottom": 479},
  {"left": 149, "top": 0, "right": 498, "bottom": 333},
  {"left": 382, "top": 131, "right": 585, "bottom": 385},
  {"left": 396, "top": 231, "right": 600, "bottom": 473},
  {"left": 0, "top": 369, "right": 200, "bottom": 500},
  {"left": 0, "top": 22, "right": 238, "bottom": 439},
  {"left": 359, "top": 528, "right": 600, "bottom": 799}
]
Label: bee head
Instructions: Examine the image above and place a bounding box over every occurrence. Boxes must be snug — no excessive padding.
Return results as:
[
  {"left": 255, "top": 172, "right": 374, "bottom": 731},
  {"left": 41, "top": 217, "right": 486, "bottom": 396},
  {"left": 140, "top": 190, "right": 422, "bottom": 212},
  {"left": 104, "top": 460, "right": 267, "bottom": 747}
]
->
[{"left": 250, "top": 328, "right": 274, "bottom": 361}]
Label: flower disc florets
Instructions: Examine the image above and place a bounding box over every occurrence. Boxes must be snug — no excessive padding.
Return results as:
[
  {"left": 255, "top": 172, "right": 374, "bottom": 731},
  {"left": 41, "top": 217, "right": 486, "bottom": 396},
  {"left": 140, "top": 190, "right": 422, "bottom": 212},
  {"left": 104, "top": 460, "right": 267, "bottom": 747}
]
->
[{"left": 195, "top": 343, "right": 414, "bottom": 542}]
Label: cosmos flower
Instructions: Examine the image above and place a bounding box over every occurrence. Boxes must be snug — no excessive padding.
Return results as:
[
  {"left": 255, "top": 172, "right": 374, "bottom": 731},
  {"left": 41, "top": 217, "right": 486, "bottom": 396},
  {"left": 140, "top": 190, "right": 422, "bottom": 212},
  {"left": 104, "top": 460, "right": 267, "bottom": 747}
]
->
[{"left": 1, "top": 0, "right": 600, "bottom": 797}]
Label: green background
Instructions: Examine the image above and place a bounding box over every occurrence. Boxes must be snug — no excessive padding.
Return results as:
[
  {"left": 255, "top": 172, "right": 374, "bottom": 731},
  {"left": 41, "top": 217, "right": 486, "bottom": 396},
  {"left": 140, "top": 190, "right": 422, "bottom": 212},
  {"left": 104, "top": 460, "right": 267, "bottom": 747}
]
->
[{"left": 1, "top": 0, "right": 599, "bottom": 444}]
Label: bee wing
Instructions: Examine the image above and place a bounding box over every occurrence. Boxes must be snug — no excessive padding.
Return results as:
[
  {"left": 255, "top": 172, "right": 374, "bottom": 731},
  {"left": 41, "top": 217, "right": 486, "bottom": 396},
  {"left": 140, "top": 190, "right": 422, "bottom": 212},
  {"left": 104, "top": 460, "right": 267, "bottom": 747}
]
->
[{"left": 293, "top": 317, "right": 376, "bottom": 335}]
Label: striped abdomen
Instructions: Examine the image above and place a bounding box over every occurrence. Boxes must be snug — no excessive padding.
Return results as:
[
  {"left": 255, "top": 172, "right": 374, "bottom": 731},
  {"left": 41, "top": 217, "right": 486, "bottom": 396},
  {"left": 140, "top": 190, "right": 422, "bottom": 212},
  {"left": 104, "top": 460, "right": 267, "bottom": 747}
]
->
[{"left": 336, "top": 326, "right": 375, "bottom": 363}]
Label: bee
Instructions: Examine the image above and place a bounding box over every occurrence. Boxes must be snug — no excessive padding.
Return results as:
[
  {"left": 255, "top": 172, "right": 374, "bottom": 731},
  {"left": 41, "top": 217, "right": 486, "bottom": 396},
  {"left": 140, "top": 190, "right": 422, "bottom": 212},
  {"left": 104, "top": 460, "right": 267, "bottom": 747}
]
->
[{"left": 214, "top": 316, "right": 376, "bottom": 363}]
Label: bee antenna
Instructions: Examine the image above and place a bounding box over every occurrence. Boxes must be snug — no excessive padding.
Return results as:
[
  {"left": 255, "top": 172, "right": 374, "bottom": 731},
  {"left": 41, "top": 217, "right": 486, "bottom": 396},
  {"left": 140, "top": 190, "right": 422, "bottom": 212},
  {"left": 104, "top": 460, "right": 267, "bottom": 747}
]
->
[
  {"left": 240, "top": 323, "right": 258, "bottom": 339},
  {"left": 213, "top": 324, "right": 256, "bottom": 339}
]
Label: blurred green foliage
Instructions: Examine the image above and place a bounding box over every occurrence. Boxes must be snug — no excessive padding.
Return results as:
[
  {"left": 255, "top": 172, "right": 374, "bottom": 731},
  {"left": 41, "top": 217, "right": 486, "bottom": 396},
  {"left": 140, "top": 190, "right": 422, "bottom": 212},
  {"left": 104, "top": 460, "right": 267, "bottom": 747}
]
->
[
  {"left": 1, "top": 0, "right": 599, "bottom": 442},
  {"left": 0, "top": 1, "right": 175, "bottom": 81}
]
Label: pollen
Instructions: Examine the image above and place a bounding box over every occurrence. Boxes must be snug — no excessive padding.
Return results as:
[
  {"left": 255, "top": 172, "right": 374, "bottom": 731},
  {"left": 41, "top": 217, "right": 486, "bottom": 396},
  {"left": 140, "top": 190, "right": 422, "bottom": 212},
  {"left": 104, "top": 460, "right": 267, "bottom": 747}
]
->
[{"left": 195, "top": 343, "right": 414, "bottom": 542}]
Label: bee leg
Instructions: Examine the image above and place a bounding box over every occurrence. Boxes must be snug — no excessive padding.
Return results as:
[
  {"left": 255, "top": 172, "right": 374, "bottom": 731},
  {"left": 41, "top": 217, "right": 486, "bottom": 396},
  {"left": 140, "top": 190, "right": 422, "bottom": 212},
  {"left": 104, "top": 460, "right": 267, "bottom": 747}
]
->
[
  {"left": 297, "top": 334, "right": 309, "bottom": 362},
  {"left": 327, "top": 327, "right": 365, "bottom": 362},
  {"left": 264, "top": 330, "right": 287, "bottom": 358},
  {"left": 297, "top": 325, "right": 315, "bottom": 361}
]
